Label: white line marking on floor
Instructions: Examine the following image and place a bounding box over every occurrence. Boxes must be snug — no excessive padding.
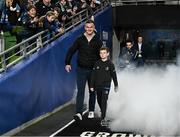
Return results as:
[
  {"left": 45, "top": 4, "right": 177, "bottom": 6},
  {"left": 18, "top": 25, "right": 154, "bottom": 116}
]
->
[{"left": 49, "top": 110, "right": 88, "bottom": 137}]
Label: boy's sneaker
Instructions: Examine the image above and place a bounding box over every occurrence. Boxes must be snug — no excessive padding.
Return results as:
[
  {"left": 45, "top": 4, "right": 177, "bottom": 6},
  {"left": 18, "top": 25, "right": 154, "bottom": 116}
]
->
[
  {"left": 101, "top": 119, "right": 109, "bottom": 126},
  {"left": 74, "top": 113, "right": 82, "bottom": 121},
  {"left": 88, "top": 111, "right": 94, "bottom": 118}
]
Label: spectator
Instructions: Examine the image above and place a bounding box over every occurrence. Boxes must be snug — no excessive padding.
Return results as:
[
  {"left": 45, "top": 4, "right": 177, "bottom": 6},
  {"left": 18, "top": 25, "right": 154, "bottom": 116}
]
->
[
  {"left": 89, "top": 0, "right": 101, "bottom": 11},
  {"left": 90, "top": 46, "right": 118, "bottom": 126},
  {"left": 79, "top": 0, "right": 88, "bottom": 10},
  {"left": 65, "top": 19, "right": 103, "bottom": 121},
  {"left": 43, "top": 11, "right": 64, "bottom": 37},
  {"left": 53, "top": 6, "right": 65, "bottom": 27},
  {"left": 5, "top": 0, "right": 21, "bottom": 26},
  {"left": 55, "top": 0, "right": 73, "bottom": 25},
  {"left": 55, "top": 0, "right": 68, "bottom": 16},
  {"left": 35, "top": 0, "right": 54, "bottom": 17},
  {"left": 17, "top": 4, "right": 39, "bottom": 42}
]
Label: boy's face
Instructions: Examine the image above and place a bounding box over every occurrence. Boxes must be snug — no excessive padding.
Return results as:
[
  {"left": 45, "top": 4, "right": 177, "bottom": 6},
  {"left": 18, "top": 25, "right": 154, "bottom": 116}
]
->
[
  {"left": 100, "top": 50, "right": 109, "bottom": 60},
  {"left": 47, "top": 15, "right": 55, "bottom": 22},
  {"left": 28, "top": 8, "right": 36, "bottom": 17}
]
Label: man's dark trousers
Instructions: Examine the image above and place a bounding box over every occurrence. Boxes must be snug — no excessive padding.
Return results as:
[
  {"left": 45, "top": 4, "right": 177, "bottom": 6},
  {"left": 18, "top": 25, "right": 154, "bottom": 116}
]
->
[{"left": 76, "top": 67, "right": 96, "bottom": 114}]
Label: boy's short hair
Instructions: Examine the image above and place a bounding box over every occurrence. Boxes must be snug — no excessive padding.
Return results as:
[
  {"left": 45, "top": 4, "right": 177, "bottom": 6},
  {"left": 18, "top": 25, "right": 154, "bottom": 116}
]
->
[{"left": 100, "top": 46, "right": 109, "bottom": 53}]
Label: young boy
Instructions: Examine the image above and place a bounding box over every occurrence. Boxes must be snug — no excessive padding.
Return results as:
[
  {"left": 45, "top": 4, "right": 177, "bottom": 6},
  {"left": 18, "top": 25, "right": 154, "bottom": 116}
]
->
[
  {"left": 43, "top": 11, "right": 64, "bottom": 35},
  {"left": 90, "top": 46, "right": 118, "bottom": 126}
]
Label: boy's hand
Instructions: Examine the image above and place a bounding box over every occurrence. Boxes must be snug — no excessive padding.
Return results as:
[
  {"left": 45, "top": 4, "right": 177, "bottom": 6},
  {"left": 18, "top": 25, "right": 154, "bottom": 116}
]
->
[
  {"left": 90, "top": 88, "right": 94, "bottom": 92},
  {"left": 114, "top": 86, "right": 118, "bottom": 92}
]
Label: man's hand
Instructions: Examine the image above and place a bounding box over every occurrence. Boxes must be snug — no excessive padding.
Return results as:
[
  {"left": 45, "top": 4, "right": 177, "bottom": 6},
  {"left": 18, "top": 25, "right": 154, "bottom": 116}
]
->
[
  {"left": 114, "top": 86, "right": 118, "bottom": 92},
  {"left": 65, "top": 65, "right": 72, "bottom": 72}
]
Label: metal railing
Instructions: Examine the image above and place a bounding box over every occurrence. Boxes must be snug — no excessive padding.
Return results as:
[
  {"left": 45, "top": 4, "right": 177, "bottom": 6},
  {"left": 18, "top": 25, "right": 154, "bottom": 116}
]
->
[
  {"left": 111, "top": 0, "right": 180, "bottom": 6},
  {"left": 0, "top": 0, "right": 109, "bottom": 73}
]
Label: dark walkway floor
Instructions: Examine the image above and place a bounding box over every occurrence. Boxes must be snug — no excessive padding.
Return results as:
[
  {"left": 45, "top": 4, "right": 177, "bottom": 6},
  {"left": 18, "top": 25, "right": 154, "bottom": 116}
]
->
[
  {"left": 13, "top": 103, "right": 154, "bottom": 137},
  {"left": 14, "top": 104, "right": 75, "bottom": 136},
  {"left": 57, "top": 114, "right": 109, "bottom": 136},
  {"left": 13, "top": 103, "right": 127, "bottom": 137}
]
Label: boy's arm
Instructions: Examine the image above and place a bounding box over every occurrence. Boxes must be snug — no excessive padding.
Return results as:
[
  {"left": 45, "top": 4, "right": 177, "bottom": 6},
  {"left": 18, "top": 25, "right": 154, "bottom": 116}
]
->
[{"left": 110, "top": 63, "right": 118, "bottom": 88}]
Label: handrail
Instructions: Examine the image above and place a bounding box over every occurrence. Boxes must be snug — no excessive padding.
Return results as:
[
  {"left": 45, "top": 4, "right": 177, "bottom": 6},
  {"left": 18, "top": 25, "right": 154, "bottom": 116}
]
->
[
  {"left": 111, "top": 0, "right": 180, "bottom": 6},
  {"left": 0, "top": 0, "right": 110, "bottom": 73}
]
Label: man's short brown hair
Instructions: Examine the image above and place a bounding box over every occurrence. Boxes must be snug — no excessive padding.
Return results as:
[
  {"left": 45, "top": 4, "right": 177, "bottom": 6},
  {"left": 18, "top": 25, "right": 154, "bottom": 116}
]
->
[{"left": 85, "top": 19, "right": 95, "bottom": 25}]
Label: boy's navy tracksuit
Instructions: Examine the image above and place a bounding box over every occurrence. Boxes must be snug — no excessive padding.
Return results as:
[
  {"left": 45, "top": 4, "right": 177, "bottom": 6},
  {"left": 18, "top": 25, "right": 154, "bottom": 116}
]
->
[{"left": 90, "top": 59, "right": 118, "bottom": 120}]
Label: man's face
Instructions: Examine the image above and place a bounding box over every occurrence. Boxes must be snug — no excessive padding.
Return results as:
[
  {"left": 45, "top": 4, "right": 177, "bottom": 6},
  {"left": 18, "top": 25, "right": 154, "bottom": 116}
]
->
[
  {"left": 138, "top": 37, "right": 143, "bottom": 43},
  {"left": 126, "top": 42, "right": 132, "bottom": 49},
  {"left": 85, "top": 23, "right": 94, "bottom": 35},
  {"left": 100, "top": 50, "right": 109, "bottom": 60}
]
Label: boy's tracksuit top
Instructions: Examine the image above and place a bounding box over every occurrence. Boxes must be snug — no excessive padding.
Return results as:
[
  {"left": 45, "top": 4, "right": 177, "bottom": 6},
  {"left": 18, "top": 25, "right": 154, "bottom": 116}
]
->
[{"left": 90, "top": 59, "right": 118, "bottom": 89}]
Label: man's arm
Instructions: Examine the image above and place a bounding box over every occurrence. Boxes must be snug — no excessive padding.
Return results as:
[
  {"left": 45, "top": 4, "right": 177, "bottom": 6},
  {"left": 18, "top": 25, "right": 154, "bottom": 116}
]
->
[{"left": 65, "top": 38, "right": 79, "bottom": 72}]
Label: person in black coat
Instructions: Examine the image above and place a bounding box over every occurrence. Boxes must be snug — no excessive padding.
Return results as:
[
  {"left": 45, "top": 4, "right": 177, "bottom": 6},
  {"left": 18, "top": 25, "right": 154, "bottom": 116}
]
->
[
  {"left": 119, "top": 39, "right": 137, "bottom": 69},
  {"left": 134, "top": 35, "right": 146, "bottom": 67}
]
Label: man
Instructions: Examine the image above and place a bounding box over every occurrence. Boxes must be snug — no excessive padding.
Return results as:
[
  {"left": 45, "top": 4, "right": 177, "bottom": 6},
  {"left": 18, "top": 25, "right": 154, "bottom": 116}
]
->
[
  {"left": 65, "top": 19, "right": 103, "bottom": 120},
  {"left": 119, "top": 39, "right": 137, "bottom": 69},
  {"left": 134, "top": 35, "right": 146, "bottom": 67}
]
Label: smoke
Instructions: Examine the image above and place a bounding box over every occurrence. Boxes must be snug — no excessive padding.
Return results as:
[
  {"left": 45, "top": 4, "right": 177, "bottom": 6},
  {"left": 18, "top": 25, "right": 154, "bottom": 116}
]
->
[{"left": 107, "top": 60, "right": 180, "bottom": 136}]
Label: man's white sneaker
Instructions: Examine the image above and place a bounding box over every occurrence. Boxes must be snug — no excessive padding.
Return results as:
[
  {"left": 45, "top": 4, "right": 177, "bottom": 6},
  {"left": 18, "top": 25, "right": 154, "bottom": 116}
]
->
[
  {"left": 88, "top": 111, "right": 94, "bottom": 118},
  {"left": 74, "top": 113, "right": 82, "bottom": 121}
]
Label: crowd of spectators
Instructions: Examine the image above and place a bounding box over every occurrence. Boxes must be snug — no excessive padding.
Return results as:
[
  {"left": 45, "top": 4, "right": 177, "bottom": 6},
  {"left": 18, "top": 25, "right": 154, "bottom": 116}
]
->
[{"left": 0, "top": 0, "right": 103, "bottom": 43}]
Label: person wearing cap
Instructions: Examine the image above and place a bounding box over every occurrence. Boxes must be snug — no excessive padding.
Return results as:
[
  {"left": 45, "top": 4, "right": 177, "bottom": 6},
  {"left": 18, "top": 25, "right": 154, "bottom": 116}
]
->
[{"left": 65, "top": 19, "right": 103, "bottom": 121}]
